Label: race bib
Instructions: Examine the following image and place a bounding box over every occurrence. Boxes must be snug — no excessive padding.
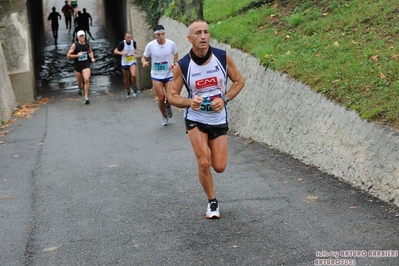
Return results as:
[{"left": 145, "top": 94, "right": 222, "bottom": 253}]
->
[
  {"left": 199, "top": 94, "right": 221, "bottom": 114},
  {"left": 153, "top": 61, "right": 169, "bottom": 72},
  {"left": 78, "top": 52, "right": 88, "bottom": 61},
  {"left": 125, "top": 55, "right": 134, "bottom": 63}
]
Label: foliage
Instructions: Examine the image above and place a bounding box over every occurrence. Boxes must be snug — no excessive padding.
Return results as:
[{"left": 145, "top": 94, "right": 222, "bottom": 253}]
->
[
  {"left": 135, "top": 0, "right": 204, "bottom": 27},
  {"left": 164, "top": 0, "right": 399, "bottom": 129},
  {"left": 133, "top": 0, "right": 173, "bottom": 28},
  {"left": 0, "top": 0, "right": 13, "bottom": 9},
  {"left": 135, "top": 0, "right": 399, "bottom": 128}
]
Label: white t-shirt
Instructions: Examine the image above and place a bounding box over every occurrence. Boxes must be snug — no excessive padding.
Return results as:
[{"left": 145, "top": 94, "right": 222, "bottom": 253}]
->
[{"left": 143, "top": 39, "right": 178, "bottom": 80}]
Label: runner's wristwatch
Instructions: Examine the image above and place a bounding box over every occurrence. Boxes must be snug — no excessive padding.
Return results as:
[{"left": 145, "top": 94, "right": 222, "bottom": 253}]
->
[{"left": 221, "top": 95, "right": 230, "bottom": 105}]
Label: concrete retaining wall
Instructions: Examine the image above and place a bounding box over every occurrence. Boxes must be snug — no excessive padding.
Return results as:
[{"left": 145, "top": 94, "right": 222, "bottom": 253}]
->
[
  {"left": 0, "top": 0, "right": 35, "bottom": 105},
  {"left": 0, "top": 44, "right": 17, "bottom": 121},
  {"left": 159, "top": 17, "right": 399, "bottom": 207},
  {"left": 128, "top": 3, "right": 153, "bottom": 91}
]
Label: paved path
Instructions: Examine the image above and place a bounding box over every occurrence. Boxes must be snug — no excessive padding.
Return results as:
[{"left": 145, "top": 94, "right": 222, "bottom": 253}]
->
[
  {"left": 1, "top": 86, "right": 399, "bottom": 266},
  {"left": 0, "top": 0, "right": 398, "bottom": 265}
]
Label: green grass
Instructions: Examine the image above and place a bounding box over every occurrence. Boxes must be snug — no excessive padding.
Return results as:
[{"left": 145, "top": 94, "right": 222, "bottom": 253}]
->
[{"left": 170, "top": 0, "right": 399, "bottom": 129}]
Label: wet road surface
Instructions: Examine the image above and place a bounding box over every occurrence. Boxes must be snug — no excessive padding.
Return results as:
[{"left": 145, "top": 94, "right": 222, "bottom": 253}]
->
[{"left": 39, "top": 0, "right": 123, "bottom": 98}]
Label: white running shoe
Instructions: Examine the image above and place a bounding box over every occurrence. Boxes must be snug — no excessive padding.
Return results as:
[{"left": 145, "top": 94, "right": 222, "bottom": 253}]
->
[
  {"left": 206, "top": 201, "right": 220, "bottom": 219},
  {"left": 162, "top": 116, "right": 168, "bottom": 126}
]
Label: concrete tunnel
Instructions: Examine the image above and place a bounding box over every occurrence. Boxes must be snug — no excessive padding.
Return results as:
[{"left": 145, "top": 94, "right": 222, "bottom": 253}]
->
[
  {"left": 30, "top": 0, "right": 129, "bottom": 86},
  {"left": 1, "top": 0, "right": 129, "bottom": 102}
]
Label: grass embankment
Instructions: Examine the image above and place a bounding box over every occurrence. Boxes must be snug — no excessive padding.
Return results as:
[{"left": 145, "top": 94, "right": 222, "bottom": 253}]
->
[{"left": 197, "top": 0, "right": 399, "bottom": 129}]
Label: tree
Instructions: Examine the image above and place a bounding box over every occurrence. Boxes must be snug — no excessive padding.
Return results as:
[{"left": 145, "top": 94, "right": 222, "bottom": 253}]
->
[{"left": 195, "top": 0, "right": 204, "bottom": 20}]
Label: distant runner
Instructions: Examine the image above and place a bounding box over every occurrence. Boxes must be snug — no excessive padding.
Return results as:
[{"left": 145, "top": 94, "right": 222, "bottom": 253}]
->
[
  {"left": 114, "top": 32, "right": 139, "bottom": 98},
  {"left": 66, "top": 30, "right": 96, "bottom": 104}
]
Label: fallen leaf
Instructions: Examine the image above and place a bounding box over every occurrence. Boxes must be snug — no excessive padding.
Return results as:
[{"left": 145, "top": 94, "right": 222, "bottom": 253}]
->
[
  {"left": 1, "top": 195, "right": 13, "bottom": 200},
  {"left": 370, "top": 55, "right": 379, "bottom": 61},
  {"left": 12, "top": 103, "right": 40, "bottom": 118},
  {"left": 297, "top": 178, "right": 304, "bottom": 182},
  {"left": 43, "top": 246, "right": 58, "bottom": 252},
  {"left": 4, "top": 99, "right": 49, "bottom": 128},
  {"left": 109, "top": 165, "right": 119, "bottom": 168},
  {"left": 0, "top": 131, "right": 9, "bottom": 137},
  {"left": 305, "top": 195, "right": 318, "bottom": 203},
  {"left": 35, "top": 97, "right": 50, "bottom": 104}
]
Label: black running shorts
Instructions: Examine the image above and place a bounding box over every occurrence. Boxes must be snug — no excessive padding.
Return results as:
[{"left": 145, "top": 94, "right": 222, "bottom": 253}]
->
[{"left": 185, "top": 119, "right": 229, "bottom": 140}]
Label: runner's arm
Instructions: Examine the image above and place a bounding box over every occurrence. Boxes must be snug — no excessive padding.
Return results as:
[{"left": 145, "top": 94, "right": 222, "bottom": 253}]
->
[
  {"left": 168, "top": 64, "right": 202, "bottom": 110},
  {"left": 141, "top": 55, "right": 149, "bottom": 67},
  {"left": 88, "top": 43, "right": 95, "bottom": 62},
  {"left": 210, "top": 52, "right": 245, "bottom": 111},
  {"left": 173, "top": 53, "right": 179, "bottom": 64},
  {"left": 113, "top": 42, "right": 126, "bottom": 56},
  {"left": 66, "top": 44, "right": 77, "bottom": 59}
]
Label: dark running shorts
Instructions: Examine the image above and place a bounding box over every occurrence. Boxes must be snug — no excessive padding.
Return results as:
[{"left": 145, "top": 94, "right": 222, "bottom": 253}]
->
[
  {"left": 122, "top": 63, "right": 137, "bottom": 70},
  {"left": 152, "top": 77, "right": 173, "bottom": 83},
  {"left": 74, "top": 64, "right": 90, "bottom": 73},
  {"left": 185, "top": 119, "right": 229, "bottom": 140}
]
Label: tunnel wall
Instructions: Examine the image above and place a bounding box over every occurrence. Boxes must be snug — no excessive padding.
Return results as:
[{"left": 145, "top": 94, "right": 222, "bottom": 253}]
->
[
  {"left": 0, "top": 40, "right": 17, "bottom": 121},
  {"left": 103, "top": 0, "right": 127, "bottom": 48},
  {"left": 128, "top": 2, "right": 153, "bottom": 91},
  {"left": 27, "top": 0, "right": 46, "bottom": 92},
  {"left": 0, "top": 0, "right": 35, "bottom": 104}
]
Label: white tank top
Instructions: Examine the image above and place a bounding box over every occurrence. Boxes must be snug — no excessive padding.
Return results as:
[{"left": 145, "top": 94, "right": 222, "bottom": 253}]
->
[
  {"left": 183, "top": 53, "right": 228, "bottom": 125},
  {"left": 121, "top": 40, "right": 136, "bottom": 66}
]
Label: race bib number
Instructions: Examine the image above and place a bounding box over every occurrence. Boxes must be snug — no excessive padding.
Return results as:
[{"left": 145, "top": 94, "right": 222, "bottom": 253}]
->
[
  {"left": 199, "top": 94, "right": 221, "bottom": 114},
  {"left": 153, "top": 62, "right": 168, "bottom": 72},
  {"left": 125, "top": 55, "right": 134, "bottom": 63},
  {"left": 78, "top": 52, "right": 88, "bottom": 61},
  {"left": 200, "top": 97, "right": 214, "bottom": 113}
]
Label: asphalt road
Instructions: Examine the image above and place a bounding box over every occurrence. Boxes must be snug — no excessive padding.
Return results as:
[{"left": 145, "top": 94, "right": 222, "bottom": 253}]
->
[{"left": 1, "top": 89, "right": 399, "bottom": 266}]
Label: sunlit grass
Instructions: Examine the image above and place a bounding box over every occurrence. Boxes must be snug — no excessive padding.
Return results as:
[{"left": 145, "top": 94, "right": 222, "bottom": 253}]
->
[
  {"left": 203, "top": 0, "right": 256, "bottom": 23},
  {"left": 201, "top": 0, "right": 399, "bottom": 128}
]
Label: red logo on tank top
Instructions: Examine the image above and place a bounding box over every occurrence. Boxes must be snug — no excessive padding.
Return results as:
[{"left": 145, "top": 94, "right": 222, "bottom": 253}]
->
[{"left": 195, "top": 76, "right": 217, "bottom": 90}]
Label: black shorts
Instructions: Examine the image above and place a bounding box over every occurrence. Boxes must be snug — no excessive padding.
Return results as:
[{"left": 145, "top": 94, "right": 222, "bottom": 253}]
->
[
  {"left": 185, "top": 119, "right": 229, "bottom": 140},
  {"left": 74, "top": 63, "right": 90, "bottom": 73}
]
